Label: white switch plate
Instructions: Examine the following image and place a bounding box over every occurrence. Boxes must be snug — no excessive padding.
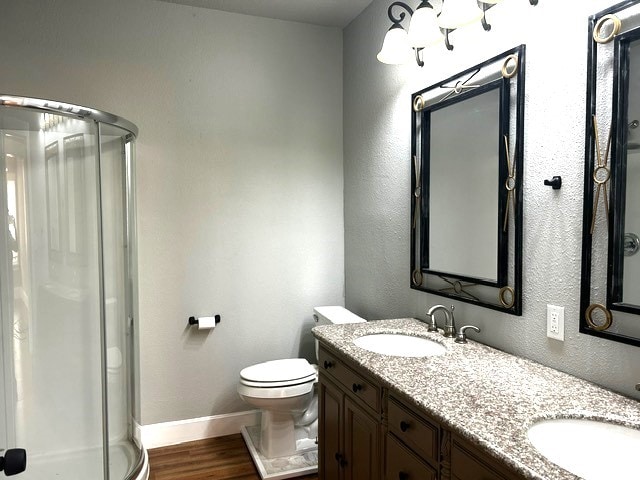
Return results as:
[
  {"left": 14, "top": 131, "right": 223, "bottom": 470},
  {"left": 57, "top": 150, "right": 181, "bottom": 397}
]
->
[{"left": 547, "top": 304, "right": 564, "bottom": 341}]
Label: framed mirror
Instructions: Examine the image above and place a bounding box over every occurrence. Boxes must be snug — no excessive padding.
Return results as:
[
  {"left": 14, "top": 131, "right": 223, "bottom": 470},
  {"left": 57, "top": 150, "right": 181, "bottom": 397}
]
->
[
  {"left": 581, "top": 0, "right": 640, "bottom": 346},
  {"left": 411, "top": 45, "right": 525, "bottom": 315}
]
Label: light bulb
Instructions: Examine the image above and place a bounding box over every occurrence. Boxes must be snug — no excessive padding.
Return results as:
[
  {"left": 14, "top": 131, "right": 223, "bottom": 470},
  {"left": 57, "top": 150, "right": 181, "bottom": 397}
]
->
[
  {"left": 408, "top": 4, "right": 443, "bottom": 48},
  {"left": 437, "top": 0, "right": 484, "bottom": 29},
  {"left": 377, "top": 25, "right": 413, "bottom": 65}
]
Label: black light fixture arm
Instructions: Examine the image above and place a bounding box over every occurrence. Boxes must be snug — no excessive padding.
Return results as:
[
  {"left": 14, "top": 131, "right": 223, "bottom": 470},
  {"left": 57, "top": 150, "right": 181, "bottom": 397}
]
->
[
  {"left": 443, "top": 29, "right": 454, "bottom": 51},
  {"left": 387, "top": 1, "right": 413, "bottom": 26},
  {"left": 414, "top": 48, "right": 425, "bottom": 67},
  {"left": 480, "top": 3, "right": 495, "bottom": 32},
  {"left": 386, "top": 1, "right": 433, "bottom": 66},
  {"left": 379, "top": 0, "right": 537, "bottom": 67}
]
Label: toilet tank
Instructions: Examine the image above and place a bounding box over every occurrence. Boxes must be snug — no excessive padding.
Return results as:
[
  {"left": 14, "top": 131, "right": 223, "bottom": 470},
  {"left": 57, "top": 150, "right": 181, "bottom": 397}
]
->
[{"left": 313, "top": 306, "right": 366, "bottom": 360}]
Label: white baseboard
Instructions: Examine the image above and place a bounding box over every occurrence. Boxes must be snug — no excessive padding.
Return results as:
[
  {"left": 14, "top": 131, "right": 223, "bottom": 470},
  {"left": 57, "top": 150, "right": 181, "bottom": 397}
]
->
[
  {"left": 139, "top": 410, "right": 261, "bottom": 450},
  {"left": 133, "top": 419, "right": 143, "bottom": 448}
]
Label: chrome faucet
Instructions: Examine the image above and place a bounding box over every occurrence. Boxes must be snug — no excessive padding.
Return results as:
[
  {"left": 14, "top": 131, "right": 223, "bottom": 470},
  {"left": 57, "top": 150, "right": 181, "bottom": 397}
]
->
[
  {"left": 443, "top": 304, "right": 456, "bottom": 338},
  {"left": 425, "top": 304, "right": 456, "bottom": 336}
]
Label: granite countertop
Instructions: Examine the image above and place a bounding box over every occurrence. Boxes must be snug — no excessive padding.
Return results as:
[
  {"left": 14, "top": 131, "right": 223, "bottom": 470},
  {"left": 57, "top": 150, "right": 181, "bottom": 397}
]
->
[{"left": 312, "top": 318, "right": 640, "bottom": 480}]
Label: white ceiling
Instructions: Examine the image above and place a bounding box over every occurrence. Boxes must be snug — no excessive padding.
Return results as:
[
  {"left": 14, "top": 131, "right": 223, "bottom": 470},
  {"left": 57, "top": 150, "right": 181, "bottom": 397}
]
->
[{"left": 155, "top": 0, "right": 374, "bottom": 27}]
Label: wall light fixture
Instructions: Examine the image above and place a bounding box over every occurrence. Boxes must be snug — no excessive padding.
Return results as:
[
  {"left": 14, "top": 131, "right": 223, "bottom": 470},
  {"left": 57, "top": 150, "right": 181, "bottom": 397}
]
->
[{"left": 377, "top": 0, "right": 538, "bottom": 67}]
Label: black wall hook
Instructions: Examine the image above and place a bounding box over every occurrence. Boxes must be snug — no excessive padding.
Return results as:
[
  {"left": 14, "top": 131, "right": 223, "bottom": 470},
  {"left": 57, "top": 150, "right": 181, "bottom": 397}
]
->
[{"left": 544, "top": 176, "right": 562, "bottom": 190}]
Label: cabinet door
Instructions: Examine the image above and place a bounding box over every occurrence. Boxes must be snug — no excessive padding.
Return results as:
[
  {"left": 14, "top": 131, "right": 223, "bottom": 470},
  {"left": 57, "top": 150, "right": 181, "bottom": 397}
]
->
[
  {"left": 451, "top": 436, "right": 513, "bottom": 480},
  {"left": 344, "top": 397, "right": 381, "bottom": 480},
  {"left": 319, "top": 376, "right": 343, "bottom": 480}
]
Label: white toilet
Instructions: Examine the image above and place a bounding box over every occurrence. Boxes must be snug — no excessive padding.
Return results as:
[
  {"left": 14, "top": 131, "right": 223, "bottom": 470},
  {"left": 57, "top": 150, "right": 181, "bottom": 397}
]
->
[{"left": 238, "top": 306, "right": 366, "bottom": 459}]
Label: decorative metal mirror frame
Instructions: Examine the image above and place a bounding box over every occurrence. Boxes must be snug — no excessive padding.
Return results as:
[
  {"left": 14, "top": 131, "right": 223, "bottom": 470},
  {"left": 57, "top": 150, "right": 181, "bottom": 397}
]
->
[
  {"left": 410, "top": 45, "right": 525, "bottom": 315},
  {"left": 581, "top": 0, "right": 640, "bottom": 347}
]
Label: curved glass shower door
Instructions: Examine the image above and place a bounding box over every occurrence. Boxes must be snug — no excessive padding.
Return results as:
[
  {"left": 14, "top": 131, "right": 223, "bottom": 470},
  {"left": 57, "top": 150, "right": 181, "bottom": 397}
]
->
[
  {"left": 99, "top": 124, "right": 141, "bottom": 480},
  {"left": 0, "top": 99, "right": 145, "bottom": 479}
]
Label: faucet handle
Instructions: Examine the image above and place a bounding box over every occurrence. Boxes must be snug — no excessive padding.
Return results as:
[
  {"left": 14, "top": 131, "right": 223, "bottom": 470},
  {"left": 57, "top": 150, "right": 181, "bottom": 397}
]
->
[{"left": 455, "top": 325, "right": 480, "bottom": 344}]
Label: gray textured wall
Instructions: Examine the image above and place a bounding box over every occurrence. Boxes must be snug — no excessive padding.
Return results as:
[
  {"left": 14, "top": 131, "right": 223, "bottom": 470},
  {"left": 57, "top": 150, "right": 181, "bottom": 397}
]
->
[
  {"left": 344, "top": 0, "right": 640, "bottom": 400},
  {"left": 0, "top": 0, "right": 344, "bottom": 425}
]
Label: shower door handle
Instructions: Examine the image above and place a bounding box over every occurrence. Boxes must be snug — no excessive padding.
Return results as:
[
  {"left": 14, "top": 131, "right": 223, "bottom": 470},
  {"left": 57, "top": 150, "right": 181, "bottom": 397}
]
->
[{"left": 0, "top": 448, "right": 27, "bottom": 476}]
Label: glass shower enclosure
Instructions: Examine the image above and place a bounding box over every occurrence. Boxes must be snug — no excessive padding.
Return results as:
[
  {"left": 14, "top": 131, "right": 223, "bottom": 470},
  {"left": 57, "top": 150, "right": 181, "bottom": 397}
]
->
[{"left": 0, "top": 95, "right": 147, "bottom": 479}]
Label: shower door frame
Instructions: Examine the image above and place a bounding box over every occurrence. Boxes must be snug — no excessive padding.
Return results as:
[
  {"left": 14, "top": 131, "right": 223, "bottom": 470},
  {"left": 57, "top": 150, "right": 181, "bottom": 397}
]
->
[{"left": 0, "top": 131, "right": 18, "bottom": 451}]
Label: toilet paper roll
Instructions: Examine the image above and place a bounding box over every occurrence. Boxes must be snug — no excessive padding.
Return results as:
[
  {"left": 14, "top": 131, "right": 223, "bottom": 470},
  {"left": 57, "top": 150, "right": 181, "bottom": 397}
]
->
[{"left": 197, "top": 316, "right": 217, "bottom": 330}]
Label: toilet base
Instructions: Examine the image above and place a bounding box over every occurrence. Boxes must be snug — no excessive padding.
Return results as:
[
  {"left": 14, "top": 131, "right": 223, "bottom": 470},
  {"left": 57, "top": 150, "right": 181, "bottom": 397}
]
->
[
  {"left": 240, "top": 425, "right": 317, "bottom": 480},
  {"left": 259, "top": 409, "right": 317, "bottom": 458}
]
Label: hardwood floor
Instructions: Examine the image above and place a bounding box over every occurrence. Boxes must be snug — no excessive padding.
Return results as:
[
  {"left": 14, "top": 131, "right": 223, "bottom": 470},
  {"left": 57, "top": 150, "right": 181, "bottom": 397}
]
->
[{"left": 148, "top": 434, "right": 319, "bottom": 480}]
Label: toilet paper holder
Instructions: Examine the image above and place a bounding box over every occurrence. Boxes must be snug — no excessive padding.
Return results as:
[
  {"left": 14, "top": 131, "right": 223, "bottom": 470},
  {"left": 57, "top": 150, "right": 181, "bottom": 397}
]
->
[{"left": 188, "top": 315, "right": 221, "bottom": 327}]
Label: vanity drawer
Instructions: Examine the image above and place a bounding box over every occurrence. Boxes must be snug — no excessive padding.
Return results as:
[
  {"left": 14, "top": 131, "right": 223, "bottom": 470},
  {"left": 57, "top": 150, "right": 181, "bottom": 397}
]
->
[
  {"left": 318, "top": 346, "right": 381, "bottom": 413},
  {"left": 386, "top": 433, "right": 437, "bottom": 480},
  {"left": 388, "top": 397, "right": 439, "bottom": 464}
]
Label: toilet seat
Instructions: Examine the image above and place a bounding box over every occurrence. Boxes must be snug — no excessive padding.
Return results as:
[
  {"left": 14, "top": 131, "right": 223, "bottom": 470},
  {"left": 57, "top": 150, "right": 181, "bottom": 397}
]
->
[
  {"left": 238, "top": 380, "right": 315, "bottom": 399},
  {"left": 240, "top": 359, "right": 317, "bottom": 388}
]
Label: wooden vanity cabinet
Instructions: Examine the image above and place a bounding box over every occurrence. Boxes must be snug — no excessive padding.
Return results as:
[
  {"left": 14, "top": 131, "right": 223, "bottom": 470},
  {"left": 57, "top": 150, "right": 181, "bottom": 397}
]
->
[
  {"left": 387, "top": 396, "right": 439, "bottom": 464},
  {"left": 450, "top": 434, "right": 524, "bottom": 480},
  {"left": 318, "top": 376, "right": 343, "bottom": 480},
  {"left": 317, "top": 343, "right": 527, "bottom": 480},
  {"left": 318, "top": 346, "right": 382, "bottom": 480},
  {"left": 385, "top": 399, "right": 527, "bottom": 480},
  {"left": 386, "top": 434, "right": 437, "bottom": 480},
  {"left": 386, "top": 395, "right": 439, "bottom": 480}
]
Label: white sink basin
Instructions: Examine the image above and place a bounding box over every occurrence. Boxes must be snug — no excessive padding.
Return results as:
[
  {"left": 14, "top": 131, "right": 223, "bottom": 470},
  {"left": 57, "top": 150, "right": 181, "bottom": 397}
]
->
[
  {"left": 527, "top": 418, "right": 640, "bottom": 479},
  {"left": 353, "top": 333, "right": 446, "bottom": 357}
]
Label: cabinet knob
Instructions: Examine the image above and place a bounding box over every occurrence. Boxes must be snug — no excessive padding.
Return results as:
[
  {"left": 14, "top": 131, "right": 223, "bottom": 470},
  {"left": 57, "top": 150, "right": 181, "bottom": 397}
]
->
[
  {"left": 323, "top": 360, "right": 334, "bottom": 369},
  {"left": 334, "top": 453, "right": 347, "bottom": 467},
  {"left": 399, "top": 472, "right": 409, "bottom": 480},
  {"left": 400, "top": 421, "right": 410, "bottom": 432},
  {"left": 352, "top": 383, "right": 363, "bottom": 393}
]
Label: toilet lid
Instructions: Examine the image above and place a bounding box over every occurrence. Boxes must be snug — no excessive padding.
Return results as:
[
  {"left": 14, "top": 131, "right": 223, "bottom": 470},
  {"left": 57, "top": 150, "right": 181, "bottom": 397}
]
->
[{"left": 240, "top": 359, "right": 317, "bottom": 387}]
